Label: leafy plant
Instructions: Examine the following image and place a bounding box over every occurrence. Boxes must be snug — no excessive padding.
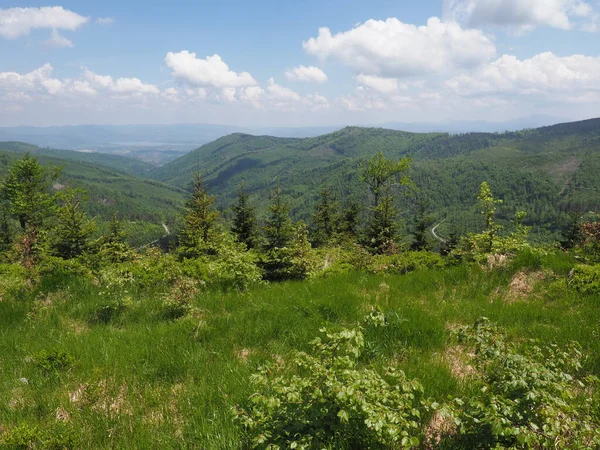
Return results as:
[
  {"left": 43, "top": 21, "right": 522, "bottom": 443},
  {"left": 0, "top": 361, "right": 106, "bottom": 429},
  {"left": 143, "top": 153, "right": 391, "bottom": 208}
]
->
[
  {"left": 235, "top": 312, "right": 432, "bottom": 449},
  {"left": 446, "top": 318, "right": 600, "bottom": 449}
]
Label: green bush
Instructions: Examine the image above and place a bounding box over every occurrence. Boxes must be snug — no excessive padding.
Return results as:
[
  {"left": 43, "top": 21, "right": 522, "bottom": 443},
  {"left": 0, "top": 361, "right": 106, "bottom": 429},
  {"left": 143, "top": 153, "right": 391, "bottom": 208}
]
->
[
  {"left": 370, "top": 251, "right": 446, "bottom": 275},
  {"left": 1, "top": 423, "right": 77, "bottom": 449},
  {"left": 32, "top": 349, "right": 75, "bottom": 373},
  {"left": 236, "top": 312, "right": 432, "bottom": 449},
  {"left": 446, "top": 318, "right": 600, "bottom": 449},
  {"left": 569, "top": 264, "right": 600, "bottom": 295}
]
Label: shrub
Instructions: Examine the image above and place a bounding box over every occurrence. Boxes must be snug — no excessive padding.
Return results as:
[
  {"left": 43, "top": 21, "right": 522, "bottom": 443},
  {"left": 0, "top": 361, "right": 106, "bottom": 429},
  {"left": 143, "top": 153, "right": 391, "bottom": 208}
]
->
[
  {"left": 1, "top": 422, "right": 77, "bottom": 449},
  {"left": 569, "top": 264, "right": 600, "bottom": 295},
  {"left": 445, "top": 318, "right": 600, "bottom": 449},
  {"left": 235, "top": 312, "right": 432, "bottom": 449},
  {"left": 370, "top": 251, "right": 445, "bottom": 275},
  {"left": 32, "top": 349, "right": 75, "bottom": 373}
]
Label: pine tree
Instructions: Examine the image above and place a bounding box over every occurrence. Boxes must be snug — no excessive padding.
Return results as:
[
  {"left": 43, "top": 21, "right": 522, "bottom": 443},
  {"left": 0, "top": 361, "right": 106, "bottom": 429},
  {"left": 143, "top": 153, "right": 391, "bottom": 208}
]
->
[
  {"left": 411, "top": 199, "right": 435, "bottom": 251},
  {"left": 181, "top": 172, "right": 220, "bottom": 254},
  {"left": 53, "top": 189, "right": 96, "bottom": 259},
  {"left": 338, "top": 200, "right": 360, "bottom": 240},
  {"left": 1, "top": 154, "right": 57, "bottom": 230},
  {"left": 97, "top": 214, "right": 131, "bottom": 263},
  {"left": 311, "top": 188, "right": 339, "bottom": 247},
  {"left": 264, "top": 184, "right": 293, "bottom": 251},
  {"left": 360, "top": 152, "right": 412, "bottom": 253},
  {"left": 231, "top": 184, "right": 257, "bottom": 249}
]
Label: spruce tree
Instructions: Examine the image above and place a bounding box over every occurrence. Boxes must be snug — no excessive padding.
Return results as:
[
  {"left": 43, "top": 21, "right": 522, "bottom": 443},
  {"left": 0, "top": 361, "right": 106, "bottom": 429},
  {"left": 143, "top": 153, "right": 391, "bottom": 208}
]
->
[
  {"left": 264, "top": 184, "right": 293, "bottom": 250},
  {"left": 477, "top": 181, "right": 502, "bottom": 252},
  {"left": 411, "top": 199, "right": 435, "bottom": 251},
  {"left": 231, "top": 184, "right": 257, "bottom": 249},
  {"left": 360, "top": 152, "right": 412, "bottom": 253},
  {"left": 338, "top": 200, "right": 360, "bottom": 240},
  {"left": 1, "top": 154, "right": 57, "bottom": 230},
  {"left": 311, "top": 188, "right": 338, "bottom": 247},
  {"left": 181, "top": 172, "right": 220, "bottom": 254},
  {"left": 53, "top": 189, "right": 96, "bottom": 259}
]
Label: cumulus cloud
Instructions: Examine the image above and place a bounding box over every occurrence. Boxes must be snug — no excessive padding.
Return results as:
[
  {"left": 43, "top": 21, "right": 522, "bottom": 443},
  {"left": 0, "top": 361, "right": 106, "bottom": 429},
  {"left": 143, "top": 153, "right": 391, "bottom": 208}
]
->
[
  {"left": 42, "top": 29, "right": 73, "bottom": 48},
  {"left": 444, "top": 0, "right": 599, "bottom": 32},
  {"left": 0, "top": 64, "right": 160, "bottom": 104},
  {"left": 303, "top": 17, "right": 496, "bottom": 77},
  {"left": 355, "top": 74, "right": 398, "bottom": 94},
  {"left": 285, "top": 65, "right": 328, "bottom": 83},
  {"left": 0, "top": 6, "right": 88, "bottom": 39},
  {"left": 446, "top": 52, "right": 600, "bottom": 99},
  {"left": 164, "top": 51, "right": 257, "bottom": 88}
]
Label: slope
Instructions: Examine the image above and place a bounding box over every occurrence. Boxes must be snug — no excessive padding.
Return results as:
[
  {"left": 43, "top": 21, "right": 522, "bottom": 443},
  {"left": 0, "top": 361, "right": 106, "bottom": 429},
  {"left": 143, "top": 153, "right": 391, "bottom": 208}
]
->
[{"left": 151, "top": 118, "right": 600, "bottom": 239}]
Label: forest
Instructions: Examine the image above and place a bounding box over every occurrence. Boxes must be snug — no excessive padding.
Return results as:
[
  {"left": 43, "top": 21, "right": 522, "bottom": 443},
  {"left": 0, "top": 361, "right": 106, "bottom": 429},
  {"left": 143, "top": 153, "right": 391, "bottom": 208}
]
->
[{"left": 1, "top": 119, "right": 600, "bottom": 449}]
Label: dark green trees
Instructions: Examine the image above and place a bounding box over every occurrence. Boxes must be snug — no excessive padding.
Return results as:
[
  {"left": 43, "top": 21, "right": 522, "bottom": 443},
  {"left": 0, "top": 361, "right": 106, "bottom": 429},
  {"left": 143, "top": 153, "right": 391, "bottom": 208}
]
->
[
  {"left": 180, "top": 172, "right": 220, "bottom": 256},
  {"left": 52, "top": 190, "right": 96, "bottom": 259},
  {"left": 264, "top": 184, "right": 293, "bottom": 251},
  {"left": 311, "top": 188, "right": 339, "bottom": 247},
  {"left": 231, "top": 184, "right": 257, "bottom": 249},
  {"left": 1, "top": 154, "right": 57, "bottom": 231},
  {"left": 360, "top": 152, "right": 412, "bottom": 253}
]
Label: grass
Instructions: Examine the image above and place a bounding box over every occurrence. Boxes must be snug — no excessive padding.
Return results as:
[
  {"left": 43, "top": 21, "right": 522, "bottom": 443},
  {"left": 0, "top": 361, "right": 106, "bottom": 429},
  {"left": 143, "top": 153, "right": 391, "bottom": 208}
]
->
[{"left": 1, "top": 252, "right": 599, "bottom": 448}]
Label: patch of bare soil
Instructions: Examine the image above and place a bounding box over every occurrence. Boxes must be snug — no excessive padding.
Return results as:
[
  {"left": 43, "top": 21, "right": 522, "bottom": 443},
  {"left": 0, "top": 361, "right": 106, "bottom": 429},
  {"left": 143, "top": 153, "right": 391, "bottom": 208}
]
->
[
  {"left": 444, "top": 346, "right": 477, "bottom": 379},
  {"left": 507, "top": 271, "right": 546, "bottom": 302}
]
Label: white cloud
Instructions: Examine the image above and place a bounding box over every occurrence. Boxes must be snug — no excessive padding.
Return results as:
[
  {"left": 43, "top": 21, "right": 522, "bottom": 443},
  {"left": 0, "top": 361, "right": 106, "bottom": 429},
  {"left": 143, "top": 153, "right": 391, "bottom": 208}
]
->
[
  {"left": 42, "top": 29, "right": 73, "bottom": 48},
  {"left": 266, "top": 78, "right": 301, "bottom": 102},
  {"left": 446, "top": 52, "right": 600, "bottom": 99},
  {"left": 164, "top": 51, "right": 257, "bottom": 88},
  {"left": 0, "top": 6, "right": 88, "bottom": 39},
  {"left": 303, "top": 17, "right": 496, "bottom": 77},
  {"left": 285, "top": 65, "right": 328, "bottom": 83},
  {"left": 96, "top": 17, "right": 115, "bottom": 25},
  {"left": 355, "top": 74, "right": 398, "bottom": 94},
  {"left": 444, "top": 0, "right": 599, "bottom": 32},
  {"left": 0, "top": 64, "right": 160, "bottom": 104}
]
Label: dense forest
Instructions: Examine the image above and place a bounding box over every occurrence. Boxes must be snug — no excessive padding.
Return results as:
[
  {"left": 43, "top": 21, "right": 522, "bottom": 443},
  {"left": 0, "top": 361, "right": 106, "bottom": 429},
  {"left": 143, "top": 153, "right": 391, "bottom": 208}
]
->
[{"left": 1, "top": 119, "right": 600, "bottom": 448}]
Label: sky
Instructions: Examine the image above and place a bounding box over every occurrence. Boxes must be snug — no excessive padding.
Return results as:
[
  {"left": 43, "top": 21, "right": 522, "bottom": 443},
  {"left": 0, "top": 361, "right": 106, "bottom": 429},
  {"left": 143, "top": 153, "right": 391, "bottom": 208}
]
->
[{"left": 0, "top": 0, "right": 599, "bottom": 127}]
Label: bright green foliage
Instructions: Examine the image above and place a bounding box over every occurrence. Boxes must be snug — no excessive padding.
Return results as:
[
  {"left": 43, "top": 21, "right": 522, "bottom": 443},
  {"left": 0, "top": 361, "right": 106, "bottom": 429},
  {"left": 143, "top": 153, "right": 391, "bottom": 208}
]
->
[
  {"left": 476, "top": 181, "right": 503, "bottom": 253},
  {"left": 52, "top": 189, "right": 96, "bottom": 259},
  {"left": 180, "top": 172, "right": 220, "bottom": 256},
  {"left": 236, "top": 313, "right": 431, "bottom": 449},
  {"left": 1, "top": 423, "right": 77, "bottom": 449},
  {"left": 370, "top": 251, "right": 446, "bottom": 275},
  {"left": 360, "top": 152, "right": 412, "bottom": 253},
  {"left": 310, "top": 188, "right": 339, "bottom": 247},
  {"left": 0, "top": 154, "right": 57, "bottom": 230},
  {"left": 96, "top": 215, "right": 132, "bottom": 263},
  {"left": 359, "top": 151, "right": 411, "bottom": 208},
  {"left": 448, "top": 318, "right": 600, "bottom": 449},
  {"left": 32, "top": 349, "right": 75, "bottom": 374},
  {"left": 231, "top": 184, "right": 257, "bottom": 249},
  {"left": 569, "top": 264, "right": 600, "bottom": 294}
]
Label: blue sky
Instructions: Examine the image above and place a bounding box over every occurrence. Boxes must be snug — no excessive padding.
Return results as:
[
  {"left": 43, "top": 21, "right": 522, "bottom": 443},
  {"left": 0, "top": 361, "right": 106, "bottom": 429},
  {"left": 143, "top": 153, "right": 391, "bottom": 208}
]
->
[{"left": 0, "top": 0, "right": 599, "bottom": 126}]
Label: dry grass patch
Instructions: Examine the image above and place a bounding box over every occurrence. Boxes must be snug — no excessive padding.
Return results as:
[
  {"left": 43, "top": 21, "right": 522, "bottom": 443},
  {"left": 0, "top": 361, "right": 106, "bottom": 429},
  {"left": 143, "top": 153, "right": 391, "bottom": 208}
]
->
[
  {"left": 443, "top": 345, "right": 476, "bottom": 380},
  {"left": 506, "top": 271, "right": 546, "bottom": 302}
]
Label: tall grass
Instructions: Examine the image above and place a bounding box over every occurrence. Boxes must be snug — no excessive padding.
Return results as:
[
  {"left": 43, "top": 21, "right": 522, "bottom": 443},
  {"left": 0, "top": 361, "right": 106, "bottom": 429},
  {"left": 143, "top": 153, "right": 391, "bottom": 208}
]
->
[{"left": 1, "top": 252, "right": 598, "bottom": 448}]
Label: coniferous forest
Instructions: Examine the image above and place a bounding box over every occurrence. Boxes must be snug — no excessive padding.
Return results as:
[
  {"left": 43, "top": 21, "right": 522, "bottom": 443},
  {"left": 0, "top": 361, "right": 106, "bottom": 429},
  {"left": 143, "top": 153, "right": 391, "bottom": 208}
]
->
[{"left": 1, "top": 119, "right": 600, "bottom": 448}]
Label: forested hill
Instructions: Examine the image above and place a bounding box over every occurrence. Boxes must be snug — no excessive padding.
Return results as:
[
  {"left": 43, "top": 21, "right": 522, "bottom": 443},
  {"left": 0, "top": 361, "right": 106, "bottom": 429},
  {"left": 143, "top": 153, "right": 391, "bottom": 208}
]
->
[
  {"left": 148, "top": 118, "right": 600, "bottom": 239},
  {"left": 0, "top": 148, "right": 186, "bottom": 230},
  {"left": 0, "top": 141, "right": 154, "bottom": 176}
]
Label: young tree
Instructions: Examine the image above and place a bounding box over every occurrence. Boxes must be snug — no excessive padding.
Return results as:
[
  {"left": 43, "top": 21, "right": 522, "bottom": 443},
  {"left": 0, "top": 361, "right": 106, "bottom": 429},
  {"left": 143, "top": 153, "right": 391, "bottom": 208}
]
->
[
  {"left": 411, "top": 199, "right": 435, "bottom": 251},
  {"left": 94, "top": 214, "right": 132, "bottom": 263},
  {"left": 0, "top": 202, "right": 11, "bottom": 252},
  {"left": 264, "top": 183, "right": 293, "bottom": 251},
  {"left": 180, "top": 172, "right": 220, "bottom": 254},
  {"left": 338, "top": 200, "right": 360, "bottom": 241},
  {"left": 477, "top": 181, "right": 503, "bottom": 252},
  {"left": 1, "top": 154, "right": 57, "bottom": 230},
  {"left": 360, "top": 152, "right": 412, "bottom": 253},
  {"left": 311, "top": 188, "right": 339, "bottom": 247},
  {"left": 231, "top": 184, "right": 257, "bottom": 249},
  {"left": 52, "top": 189, "right": 96, "bottom": 259}
]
